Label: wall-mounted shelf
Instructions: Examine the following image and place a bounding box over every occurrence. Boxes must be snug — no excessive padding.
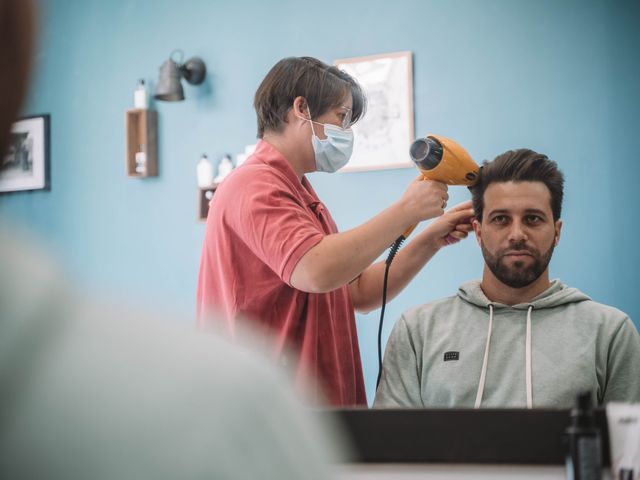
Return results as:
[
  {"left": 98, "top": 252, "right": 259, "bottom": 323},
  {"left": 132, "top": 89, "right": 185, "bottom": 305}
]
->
[
  {"left": 198, "top": 184, "right": 219, "bottom": 221},
  {"left": 125, "top": 109, "right": 158, "bottom": 177}
]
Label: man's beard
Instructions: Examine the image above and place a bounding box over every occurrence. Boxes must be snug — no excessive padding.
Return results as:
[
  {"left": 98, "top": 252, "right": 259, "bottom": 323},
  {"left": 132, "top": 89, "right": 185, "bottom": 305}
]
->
[{"left": 481, "top": 240, "right": 555, "bottom": 288}]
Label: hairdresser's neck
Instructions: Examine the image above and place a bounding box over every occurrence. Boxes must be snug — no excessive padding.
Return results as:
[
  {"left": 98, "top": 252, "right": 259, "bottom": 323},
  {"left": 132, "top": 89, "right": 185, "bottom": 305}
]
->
[{"left": 262, "top": 131, "right": 313, "bottom": 179}]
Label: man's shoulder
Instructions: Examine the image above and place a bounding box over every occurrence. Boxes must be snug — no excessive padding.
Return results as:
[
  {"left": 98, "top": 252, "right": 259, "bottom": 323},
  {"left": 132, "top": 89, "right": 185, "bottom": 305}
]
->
[
  {"left": 566, "top": 296, "right": 632, "bottom": 327},
  {"left": 540, "top": 284, "right": 634, "bottom": 335},
  {"left": 401, "top": 294, "right": 468, "bottom": 328}
]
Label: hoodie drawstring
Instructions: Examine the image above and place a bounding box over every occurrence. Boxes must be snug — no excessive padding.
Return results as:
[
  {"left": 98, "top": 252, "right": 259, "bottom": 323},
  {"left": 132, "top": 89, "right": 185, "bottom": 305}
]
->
[
  {"left": 475, "top": 304, "right": 534, "bottom": 409},
  {"left": 525, "top": 305, "right": 533, "bottom": 409},
  {"left": 474, "top": 304, "right": 494, "bottom": 408}
]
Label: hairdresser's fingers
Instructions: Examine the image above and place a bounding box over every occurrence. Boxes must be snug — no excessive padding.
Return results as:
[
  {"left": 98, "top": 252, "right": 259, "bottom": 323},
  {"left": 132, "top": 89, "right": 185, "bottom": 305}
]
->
[
  {"left": 443, "top": 234, "right": 460, "bottom": 245},
  {"left": 446, "top": 200, "right": 473, "bottom": 213},
  {"left": 414, "top": 176, "right": 449, "bottom": 195},
  {"left": 455, "top": 222, "right": 474, "bottom": 233},
  {"left": 445, "top": 208, "right": 475, "bottom": 226},
  {"left": 449, "top": 230, "right": 469, "bottom": 240}
]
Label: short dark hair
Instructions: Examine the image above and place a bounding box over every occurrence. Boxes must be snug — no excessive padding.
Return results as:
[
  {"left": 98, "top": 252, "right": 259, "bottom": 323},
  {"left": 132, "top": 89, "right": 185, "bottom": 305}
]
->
[
  {"left": 470, "top": 149, "right": 565, "bottom": 222},
  {"left": 253, "top": 56, "right": 366, "bottom": 138}
]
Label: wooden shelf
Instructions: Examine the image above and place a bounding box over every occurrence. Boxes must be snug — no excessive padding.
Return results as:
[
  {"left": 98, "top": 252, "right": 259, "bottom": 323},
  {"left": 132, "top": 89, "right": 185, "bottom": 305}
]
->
[
  {"left": 198, "top": 184, "right": 219, "bottom": 222},
  {"left": 125, "top": 109, "right": 158, "bottom": 177}
]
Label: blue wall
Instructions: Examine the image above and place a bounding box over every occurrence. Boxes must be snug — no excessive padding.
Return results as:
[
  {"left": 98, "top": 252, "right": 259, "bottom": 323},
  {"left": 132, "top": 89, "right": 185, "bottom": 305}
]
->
[{"left": 2, "top": 0, "right": 638, "bottom": 403}]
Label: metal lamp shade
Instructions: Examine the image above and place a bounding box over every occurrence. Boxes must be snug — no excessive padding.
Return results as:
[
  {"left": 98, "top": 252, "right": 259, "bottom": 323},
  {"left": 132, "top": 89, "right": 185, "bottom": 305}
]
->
[{"left": 154, "top": 58, "right": 184, "bottom": 101}]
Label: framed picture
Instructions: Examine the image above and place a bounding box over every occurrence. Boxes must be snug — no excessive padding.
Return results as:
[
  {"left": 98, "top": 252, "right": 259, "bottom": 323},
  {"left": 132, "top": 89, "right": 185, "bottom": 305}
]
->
[
  {"left": 335, "top": 51, "right": 414, "bottom": 172},
  {"left": 0, "top": 114, "right": 50, "bottom": 193}
]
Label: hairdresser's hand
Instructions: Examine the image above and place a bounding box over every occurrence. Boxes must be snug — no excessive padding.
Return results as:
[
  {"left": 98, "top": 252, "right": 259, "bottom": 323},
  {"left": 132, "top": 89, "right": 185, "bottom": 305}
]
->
[
  {"left": 420, "top": 200, "right": 474, "bottom": 249},
  {"left": 399, "top": 177, "right": 449, "bottom": 224}
]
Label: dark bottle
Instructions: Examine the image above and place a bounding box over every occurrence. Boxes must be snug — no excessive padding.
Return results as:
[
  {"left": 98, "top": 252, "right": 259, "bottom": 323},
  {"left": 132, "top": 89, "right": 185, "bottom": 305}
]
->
[{"left": 565, "top": 392, "right": 602, "bottom": 480}]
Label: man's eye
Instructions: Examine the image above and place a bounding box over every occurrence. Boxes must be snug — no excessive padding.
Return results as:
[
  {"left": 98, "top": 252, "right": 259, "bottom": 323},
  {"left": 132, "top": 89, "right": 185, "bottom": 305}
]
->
[
  {"left": 526, "top": 215, "right": 542, "bottom": 225},
  {"left": 492, "top": 215, "right": 508, "bottom": 224}
]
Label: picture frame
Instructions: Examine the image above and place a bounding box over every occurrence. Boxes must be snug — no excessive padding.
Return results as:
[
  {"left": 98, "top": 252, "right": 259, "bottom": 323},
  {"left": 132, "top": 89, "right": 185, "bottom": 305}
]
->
[
  {"left": 0, "top": 114, "right": 50, "bottom": 193},
  {"left": 335, "top": 51, "right": 414, "bottom": 172}
]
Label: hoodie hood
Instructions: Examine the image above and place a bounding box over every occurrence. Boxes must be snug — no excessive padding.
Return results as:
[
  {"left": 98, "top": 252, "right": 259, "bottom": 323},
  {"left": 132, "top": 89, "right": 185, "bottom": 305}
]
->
[{"left": 458, "top": 279, "right": 591, "bottom": 310}]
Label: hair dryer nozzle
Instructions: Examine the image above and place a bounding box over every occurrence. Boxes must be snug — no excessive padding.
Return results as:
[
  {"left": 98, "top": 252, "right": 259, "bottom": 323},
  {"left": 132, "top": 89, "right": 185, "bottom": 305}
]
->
[
  {"left": 410, "top": 137, "right": 443, "bottom": 171},
  {"left": 409, "top": 134, "right": 480, "bottom": 186}
]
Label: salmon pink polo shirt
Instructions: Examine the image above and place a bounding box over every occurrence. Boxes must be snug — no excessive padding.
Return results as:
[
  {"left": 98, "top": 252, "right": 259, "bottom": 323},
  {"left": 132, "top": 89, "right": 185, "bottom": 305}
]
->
[{"left": 197, "top": 140, "right": 366, "bottom": 406}]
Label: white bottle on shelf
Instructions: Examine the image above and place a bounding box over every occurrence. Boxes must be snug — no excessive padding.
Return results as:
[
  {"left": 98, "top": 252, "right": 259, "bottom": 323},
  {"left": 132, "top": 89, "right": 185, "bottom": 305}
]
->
[
  {"left": 197, "top": 154, "right": 214, "bottom": 188},
  {"left": 235, "top": 153, "right": 246, "bottom": 168},
  {"left": 214, "top": 154, "right": 233, "bottom": 183},
  {"left": 135, "top": 144, "right": 147, "bottom": 174},
  {"left": 134, "top": 79, "right": 148, "bottom": 109}
]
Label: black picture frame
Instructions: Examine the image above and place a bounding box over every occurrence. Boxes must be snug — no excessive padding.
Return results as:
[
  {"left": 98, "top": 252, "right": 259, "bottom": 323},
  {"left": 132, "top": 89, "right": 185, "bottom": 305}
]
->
[{"left": 0, "top": 114, "right": 50, "bottom": 193}]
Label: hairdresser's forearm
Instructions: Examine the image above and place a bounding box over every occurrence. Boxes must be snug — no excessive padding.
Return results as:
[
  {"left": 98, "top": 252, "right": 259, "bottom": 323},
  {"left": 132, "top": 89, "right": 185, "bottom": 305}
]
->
[
  {"left": 290, "top": 202, "right": 416, "bottom": 293},
  {"left": 350, "top": 200, "right": 475, "bottom": 312},
  {"left": 349, "top": 231, "right": 441, "bottom": 313}
]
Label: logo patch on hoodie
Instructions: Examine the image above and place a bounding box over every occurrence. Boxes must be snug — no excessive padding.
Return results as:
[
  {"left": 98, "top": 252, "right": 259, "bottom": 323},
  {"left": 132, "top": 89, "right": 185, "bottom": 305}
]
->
[{"left": 444, "top": 351, "right": 459, "bottom": 362}]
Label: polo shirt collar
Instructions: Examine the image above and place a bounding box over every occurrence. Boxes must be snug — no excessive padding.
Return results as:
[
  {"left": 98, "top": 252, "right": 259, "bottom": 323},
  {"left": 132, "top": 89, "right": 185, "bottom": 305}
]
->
[{"left": 252, "top": 140, "right": 320, "bottom": 207}]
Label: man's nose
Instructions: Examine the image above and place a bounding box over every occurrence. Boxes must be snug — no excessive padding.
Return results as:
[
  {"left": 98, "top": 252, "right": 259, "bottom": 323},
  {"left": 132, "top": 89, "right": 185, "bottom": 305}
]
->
[{"left": 508, "top": 220, "right": 528, "bottom": 243}]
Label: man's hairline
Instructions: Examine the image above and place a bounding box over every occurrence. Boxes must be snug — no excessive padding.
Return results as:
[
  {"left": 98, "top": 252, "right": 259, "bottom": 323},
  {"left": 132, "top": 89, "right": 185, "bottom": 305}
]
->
[{"left": 476, "top": 179, "right": 557, "bottom": 223}]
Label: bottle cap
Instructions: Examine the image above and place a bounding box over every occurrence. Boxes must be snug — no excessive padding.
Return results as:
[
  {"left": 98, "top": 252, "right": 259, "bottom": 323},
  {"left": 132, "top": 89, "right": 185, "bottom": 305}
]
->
[{"left": 570, "top": 391, "right": 596, "bottom": 428}]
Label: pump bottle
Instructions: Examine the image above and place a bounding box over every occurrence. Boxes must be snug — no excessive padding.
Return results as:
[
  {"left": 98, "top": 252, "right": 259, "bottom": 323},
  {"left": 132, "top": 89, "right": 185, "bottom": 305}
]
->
[
  {"left": 565, "top": 392, "right": 602, "bottom": 480},
  {"left": 134, "top": 79, "right": 148, "bottom": 109}
]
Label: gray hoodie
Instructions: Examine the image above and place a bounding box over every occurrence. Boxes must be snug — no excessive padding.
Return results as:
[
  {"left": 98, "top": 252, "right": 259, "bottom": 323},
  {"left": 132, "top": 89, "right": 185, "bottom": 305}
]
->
[{"left": 374, "top": 280, "right": 640, "bottom": 408}]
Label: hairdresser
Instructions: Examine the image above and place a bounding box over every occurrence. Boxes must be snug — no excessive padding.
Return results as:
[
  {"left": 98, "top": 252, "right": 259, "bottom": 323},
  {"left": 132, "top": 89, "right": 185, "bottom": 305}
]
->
[{"left": 197, "top": 56, "right": 473, "bottom": 406}]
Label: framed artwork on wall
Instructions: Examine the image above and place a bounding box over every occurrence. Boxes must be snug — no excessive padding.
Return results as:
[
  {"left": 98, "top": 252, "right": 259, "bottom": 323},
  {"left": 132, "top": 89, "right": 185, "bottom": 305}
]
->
[
  {"left": 335, "top": 51, "right": 414, "bottom": 172},
  {"left": 0, "top": 114, "right": 50, "bottom": 193}
]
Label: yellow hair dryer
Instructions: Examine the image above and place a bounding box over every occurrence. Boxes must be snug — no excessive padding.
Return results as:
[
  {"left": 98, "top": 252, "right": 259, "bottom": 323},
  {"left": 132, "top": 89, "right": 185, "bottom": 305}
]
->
[{"left": 401, "top": 134, "right": 480, "bottom": 239}]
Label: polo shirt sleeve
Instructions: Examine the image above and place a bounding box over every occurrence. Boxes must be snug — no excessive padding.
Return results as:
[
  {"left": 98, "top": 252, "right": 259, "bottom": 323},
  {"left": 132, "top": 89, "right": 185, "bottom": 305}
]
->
[{"left": 224, "top": 170, "right": 325, "bottom": 285}]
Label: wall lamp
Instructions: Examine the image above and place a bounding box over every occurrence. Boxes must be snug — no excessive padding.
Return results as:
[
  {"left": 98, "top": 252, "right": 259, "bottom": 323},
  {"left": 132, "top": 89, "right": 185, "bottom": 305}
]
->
[{"left": 154, "top": 50, "right": 207, "bottom": 102}]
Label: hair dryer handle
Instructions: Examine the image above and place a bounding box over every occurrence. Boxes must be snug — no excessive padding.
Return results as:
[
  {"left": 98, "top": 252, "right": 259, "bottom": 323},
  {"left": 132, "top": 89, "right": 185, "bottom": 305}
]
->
[{"left": 402, "top": 223, "right": 417, "bottom": 239}]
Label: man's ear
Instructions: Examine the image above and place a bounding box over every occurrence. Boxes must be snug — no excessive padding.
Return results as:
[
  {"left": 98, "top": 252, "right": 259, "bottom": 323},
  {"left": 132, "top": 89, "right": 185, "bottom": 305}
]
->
[
  {"left": 472, "top": 218, "right": 482, "bottom": 246},
  {"left": 554, "top": 219, "right": 563, "bottom": 246}
]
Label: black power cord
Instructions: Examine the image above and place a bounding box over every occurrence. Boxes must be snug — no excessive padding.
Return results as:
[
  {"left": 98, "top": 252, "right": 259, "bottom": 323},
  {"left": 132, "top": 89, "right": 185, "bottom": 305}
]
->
[{"left": 376, "top": 235, "right": 405, "bottom": 388}]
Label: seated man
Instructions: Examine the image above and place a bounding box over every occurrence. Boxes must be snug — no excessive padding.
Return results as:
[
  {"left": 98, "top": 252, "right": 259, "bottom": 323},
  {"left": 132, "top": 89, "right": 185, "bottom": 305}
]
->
[{"left": 374, "top": 149, "right": 640, "bottom": 408}]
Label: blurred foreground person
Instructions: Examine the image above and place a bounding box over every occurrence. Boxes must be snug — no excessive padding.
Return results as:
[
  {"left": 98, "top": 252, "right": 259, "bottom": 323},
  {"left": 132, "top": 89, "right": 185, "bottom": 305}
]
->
[{"left": 0, "top": 1, "right": 344, "bottom": 478}]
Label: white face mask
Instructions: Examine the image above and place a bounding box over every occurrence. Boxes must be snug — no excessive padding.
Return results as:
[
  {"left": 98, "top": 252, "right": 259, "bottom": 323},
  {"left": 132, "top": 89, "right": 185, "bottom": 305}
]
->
[{"left": 304, "top": 107, "right": 354, "bottom": 173}]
